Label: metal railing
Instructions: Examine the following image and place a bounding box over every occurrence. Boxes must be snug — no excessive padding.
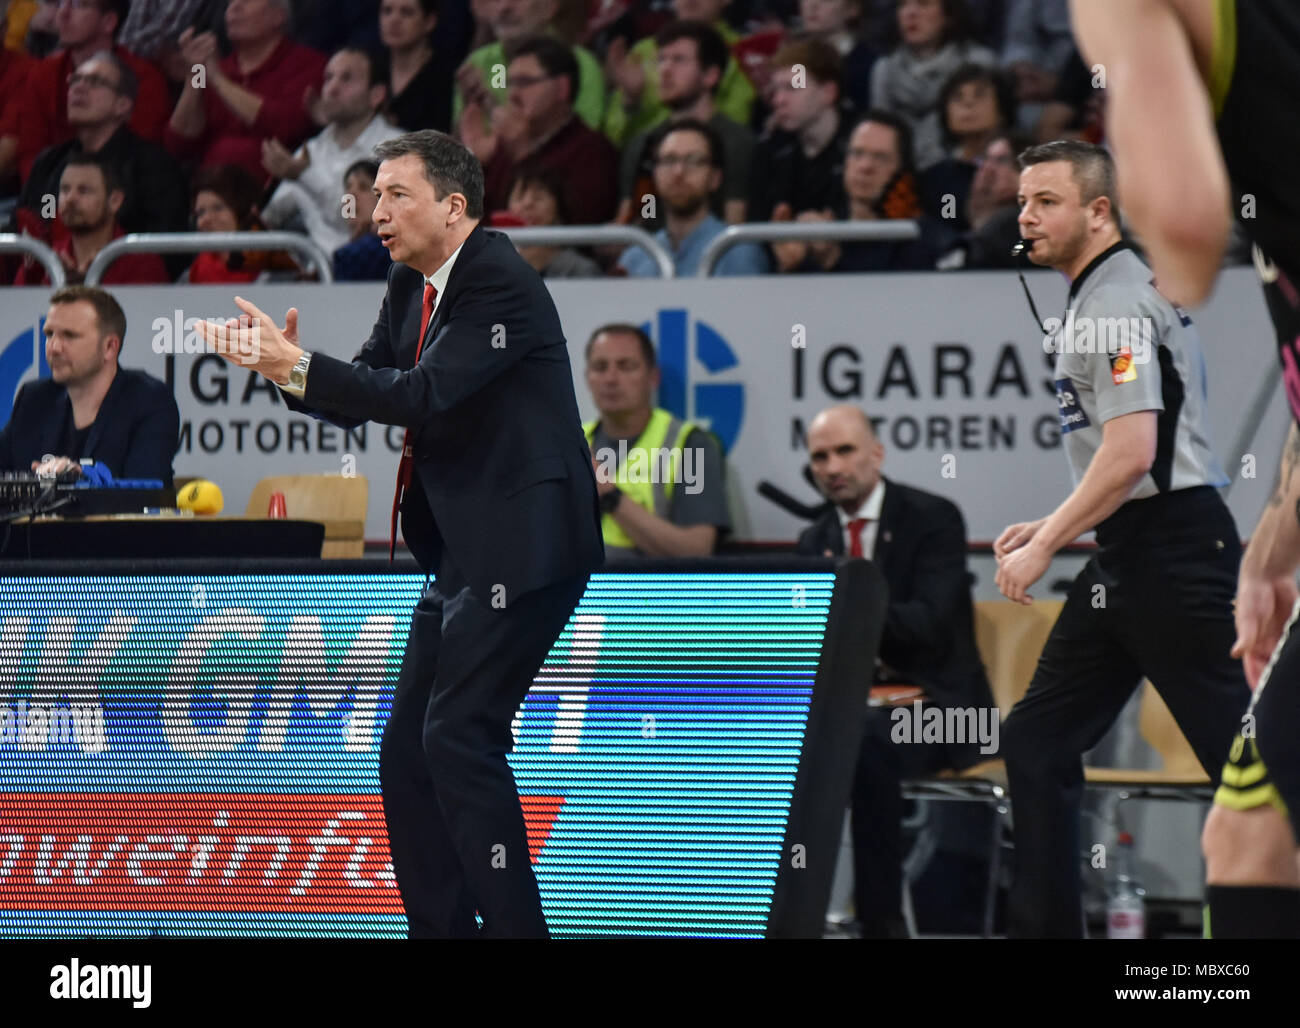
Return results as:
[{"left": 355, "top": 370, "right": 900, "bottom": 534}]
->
[
  {"left": 697, "top": 220, "right": 921, "bottom": 276},
  {"left": 496, "top": 224, "right": 675, "bottom": 278},
  {"left": 84, "top": 231, "right": 335, "bottom": 286},
  {"left": 0, "top": 234, "right": 67, "bottom": 288}
]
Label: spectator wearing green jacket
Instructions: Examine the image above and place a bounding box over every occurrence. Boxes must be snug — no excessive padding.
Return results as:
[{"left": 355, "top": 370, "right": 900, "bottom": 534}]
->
[
  {"left": 454, "top": 0, "right": 606, "bottom": 133},
  {"left": 602, "top": 0, "right": 754, "bottom": 148}
]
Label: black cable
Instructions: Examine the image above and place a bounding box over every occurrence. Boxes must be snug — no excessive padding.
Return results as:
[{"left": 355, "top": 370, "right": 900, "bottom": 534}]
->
[{"left": 1012, "top": 239, "right": 1052, "bottom": 337}]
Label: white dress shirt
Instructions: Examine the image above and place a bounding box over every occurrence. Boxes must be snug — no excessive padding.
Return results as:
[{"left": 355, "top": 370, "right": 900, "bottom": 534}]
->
[
  {"left": 423, "top": 238, "right": 466, "bottom": 323},
  {"left": 835, "top": 479, "right": 886, "bottom": 558},
  {"left": 283, "top": 237, "right": 468, "bottom": 399}
]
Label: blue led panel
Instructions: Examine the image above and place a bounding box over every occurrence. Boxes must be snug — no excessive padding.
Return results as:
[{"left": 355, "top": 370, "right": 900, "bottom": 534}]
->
[{"left": 0, "top": 570, "right": 835, "bottom": 938}]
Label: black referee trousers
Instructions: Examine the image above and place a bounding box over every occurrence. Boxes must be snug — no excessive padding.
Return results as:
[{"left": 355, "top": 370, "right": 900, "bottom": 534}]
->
[
  {"left": 1003, "top": 487, "right": 1250, "bottom": 938},
  {"left": 380, "top": 552, "right": 589, "bottom": 939}
]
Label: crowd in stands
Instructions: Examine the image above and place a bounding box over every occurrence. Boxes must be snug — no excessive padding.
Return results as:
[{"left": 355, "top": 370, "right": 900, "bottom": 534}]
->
[{"left": 0, "top": 0, "right": 1124, "bottom": 284}]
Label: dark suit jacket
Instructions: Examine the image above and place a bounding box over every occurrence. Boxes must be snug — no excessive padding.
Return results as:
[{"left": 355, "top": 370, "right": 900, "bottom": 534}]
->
[
  {"left": 796, "top": 476, "right": 994, "bottom": 766},
  {"left": 0, "top": 366, "right": 180, "bottom": 486},
  {"left": 284, "top": 221, "right": 604, "bottom": 602}
]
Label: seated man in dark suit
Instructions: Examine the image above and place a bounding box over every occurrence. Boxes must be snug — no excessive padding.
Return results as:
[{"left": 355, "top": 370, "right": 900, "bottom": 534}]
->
[
  {"left": 0, "top": 285, "right": 179, "bottom": 487},
  {"left": 796, "top": 404, "right": 994, "bottom": 937}
]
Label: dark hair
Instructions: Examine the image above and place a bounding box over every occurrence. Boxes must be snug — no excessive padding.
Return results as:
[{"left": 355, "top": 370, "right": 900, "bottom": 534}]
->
[
  {"left": 373, "top": 130, "right": 485, "bottom": 219},
  {"left": 585, "top": 323, "right": 656, "bottom": 368},
  {"left": 333, "top": 45, "right": 390, "bottom": 90},
  {"left": 49, "top": 285, "right": 127, "bottom": 352},
  {"left": 888, "top": 0, "right": 972, "bottom": 47},
  {"left": 769, "top": 37, "right": 843, "bottom": 93},
  {"left": 1018, "top": 139, "right": 1119, "bottom": 222},
  {"left": 654, "top": 116, "right": 724, "bottom": 171},
  {"left": 851, "top": 107, "right": 917, "bottom": 176},
  {"left": 655, "top": 20, "right": 730, "bottom": 82},
  {"left": 504, "top": 34, "right": 580, "bottom": 107},
  {"left": 61, "top": 151, "right": 125, "bottom": 197},
  {"left": 343, "top": 158, "right": 380, "bottom": 185},
  {"left": 191, "top": 163, "right": 265, "bottom": 229},
  {"left": 99, "top": 0, "right": 130, "bottom": 37},
  {"left": 937, "top": 62, "right": 1015, "bottom": 144},
  {"left": 85, "top": 48, "right": 138, "bottom": 102},
  {"left": 509, "top": 163, "right": 571, "bottom": 224}
]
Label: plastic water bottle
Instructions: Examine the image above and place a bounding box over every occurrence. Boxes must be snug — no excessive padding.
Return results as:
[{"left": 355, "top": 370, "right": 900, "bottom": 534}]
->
[{"left": 1107, "top": 831, "right": 1146, "bottom": 939}]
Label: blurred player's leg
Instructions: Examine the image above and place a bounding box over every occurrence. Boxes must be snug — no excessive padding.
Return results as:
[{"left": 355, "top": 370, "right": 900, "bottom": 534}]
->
[{"left": 1204, "top": 613, "right": 1300, "bottom": 936}]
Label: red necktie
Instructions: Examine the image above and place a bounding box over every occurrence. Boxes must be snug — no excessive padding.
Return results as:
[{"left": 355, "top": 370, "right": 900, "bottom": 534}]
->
[
  {"left": 390, "top": 282, "right": 437, "bottom": 561},
  {"left": 847, "top": 517, "right": 868, "bottom": 558}
]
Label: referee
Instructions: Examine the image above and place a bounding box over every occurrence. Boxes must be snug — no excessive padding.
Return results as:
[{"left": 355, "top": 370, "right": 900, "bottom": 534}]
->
[{"left": 993, "top": 141, "right": 1250, "bottom": 938}]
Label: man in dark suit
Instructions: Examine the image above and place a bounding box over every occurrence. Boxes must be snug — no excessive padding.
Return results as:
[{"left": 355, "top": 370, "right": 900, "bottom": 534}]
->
[
  {"left": 198, "top": 130, "right": 604, "bottom": 938},
  {"left": 0, "top": 285, "right": 178, "bottom": 486},
  {"left": 795, "top": 404, "right": 993, "bottom": 937}
]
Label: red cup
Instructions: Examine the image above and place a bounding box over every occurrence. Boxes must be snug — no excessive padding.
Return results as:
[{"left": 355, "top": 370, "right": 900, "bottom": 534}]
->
[{"left": 267, "top": 491, "right": 287, "bottom": 519}]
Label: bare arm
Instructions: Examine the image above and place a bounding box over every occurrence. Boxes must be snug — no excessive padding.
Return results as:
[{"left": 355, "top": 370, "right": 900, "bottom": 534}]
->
[
  {"left": 1069, "top": 0, "right": 1231, "bottom": 306},
  {"left": 1234, "top": 424, "right": 1300, "bottom": 685},
  {"left": 996, "top": 410, "right": 1156, "bottom": 603},
  {"left": 1037, "top": 410, "right": 1158, "bottom": 551},
  {"left": 169, "top": 77, "right": 208, "bottom": 138},
  {"left": 1245, "top": 425, "right": 1300, "bottom": 579}
]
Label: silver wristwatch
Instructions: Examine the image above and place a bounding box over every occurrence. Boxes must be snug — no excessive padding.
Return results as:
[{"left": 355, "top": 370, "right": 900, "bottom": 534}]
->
[{"left": 282, "top": 350, "right": 312, "bottom": 398}]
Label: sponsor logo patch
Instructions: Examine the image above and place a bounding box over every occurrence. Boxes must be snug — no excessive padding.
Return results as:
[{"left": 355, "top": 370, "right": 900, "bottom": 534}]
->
[
  {"left": 1110, "top": 347, "right": 1137, "bottom": 385},
  {"left": 1055, "top": 377, "right": 1090, "bottom": 434}
]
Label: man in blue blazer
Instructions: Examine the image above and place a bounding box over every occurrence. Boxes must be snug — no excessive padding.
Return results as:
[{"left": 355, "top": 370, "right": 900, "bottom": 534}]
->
[
  {"left": 200, "top": 130, "right": 604, "bottom": 938},
  {"left": 0, "top": 286, "right": 178, "bottom": 486}
]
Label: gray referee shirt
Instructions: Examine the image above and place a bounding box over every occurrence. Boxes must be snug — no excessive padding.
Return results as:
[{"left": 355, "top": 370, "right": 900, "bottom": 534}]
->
[{"left": 1050, "top": 242, "right": 1228, "bottom": 498}]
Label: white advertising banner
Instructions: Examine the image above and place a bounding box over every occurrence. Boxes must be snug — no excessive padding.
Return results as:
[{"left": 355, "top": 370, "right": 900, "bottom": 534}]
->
[{"left": 0, "top": 266, "right": 1286, "bottom": 543}]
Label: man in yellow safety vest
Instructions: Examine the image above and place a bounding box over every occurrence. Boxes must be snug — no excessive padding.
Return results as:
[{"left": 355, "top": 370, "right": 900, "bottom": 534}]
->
[{"left": 583, "top": 323, "right": 731, "bottom": 560}]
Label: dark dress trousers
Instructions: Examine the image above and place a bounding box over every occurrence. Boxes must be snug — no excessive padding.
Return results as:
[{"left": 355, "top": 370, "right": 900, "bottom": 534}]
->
[
  {"left": 284, "top": 221, "right": 604, "bottom": 937},
  {"left": 0, "top": 365, "right": 180, "bottom": 486},
  {"left": 797, "top": 476, "right": 993, "bottom": 934}
]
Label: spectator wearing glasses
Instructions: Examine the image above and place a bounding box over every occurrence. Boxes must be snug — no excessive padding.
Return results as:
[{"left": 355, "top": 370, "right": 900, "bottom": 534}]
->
[
  {"left": 936, "top": 131, "right": 1031, "bottom": 270},
  {"left": 602, "top": 0, "right": 754, "bottom": 149},
  {"left": 618, "top": 119, "right": 768, "bottom": 277},
  {"left": 617, "top": 20, "right": 753, "bottom": 230},
  {"left": 454, "top": 0, "right": 606, "bottom": 134},
  {"left": 13, "top": 0, "right": 170, "bottom": 181},
  {"left": 14, "top": 51, "right": 188, "bottom": 243},
  {"left": 468, "top": 35, "right": 619, "bottom": 225},
  {"left": 165, "top": 0, "right": 327, "bottom": 179}
]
